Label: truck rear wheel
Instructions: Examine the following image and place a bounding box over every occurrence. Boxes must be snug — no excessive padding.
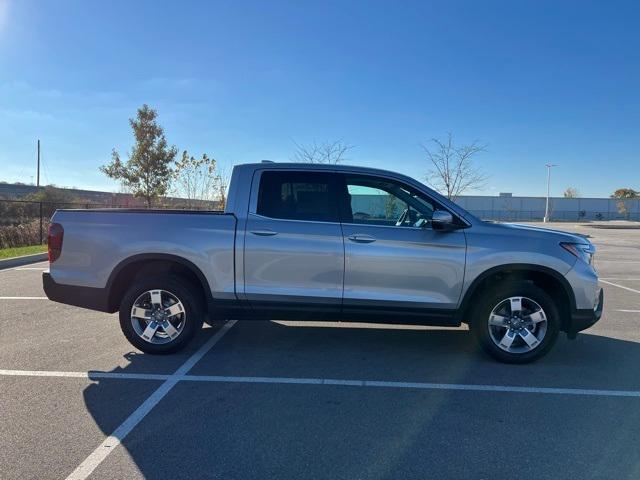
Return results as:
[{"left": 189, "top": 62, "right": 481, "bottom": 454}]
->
[
  {"left": 470, "top": 282, "right": 560, "bottom": 363},
  {"left": 118, "top": 275, "right": 204, "bottom": 354}
]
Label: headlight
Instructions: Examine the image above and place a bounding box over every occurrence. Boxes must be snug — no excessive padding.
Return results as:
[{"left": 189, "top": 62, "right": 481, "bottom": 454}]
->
[{"left": 560, "top": 242, "right": 595, "bottom": 265}]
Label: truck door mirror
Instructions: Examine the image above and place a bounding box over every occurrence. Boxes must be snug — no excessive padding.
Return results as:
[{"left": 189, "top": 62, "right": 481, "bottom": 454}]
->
[{"left": 431, "top": 210, "right": 454, "bottom": 230}]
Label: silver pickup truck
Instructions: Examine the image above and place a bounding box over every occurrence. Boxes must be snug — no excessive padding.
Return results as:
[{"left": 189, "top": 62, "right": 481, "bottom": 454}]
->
[{"left": 43, "top": 162, "right": 603, "bottom": 363}]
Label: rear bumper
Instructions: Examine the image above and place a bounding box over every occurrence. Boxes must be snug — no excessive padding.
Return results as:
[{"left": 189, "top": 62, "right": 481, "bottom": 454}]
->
[
  {"left": 567, "top": 288, "right": 603, "bottom": 336},
  {"left": 43, "top": 272, "right": 113, "bottom": 313}
]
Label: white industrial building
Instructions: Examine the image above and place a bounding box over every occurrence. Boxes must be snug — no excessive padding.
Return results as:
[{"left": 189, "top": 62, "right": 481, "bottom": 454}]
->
[{"left": 454, "top": 195, "right": 640, "bottom": 221}]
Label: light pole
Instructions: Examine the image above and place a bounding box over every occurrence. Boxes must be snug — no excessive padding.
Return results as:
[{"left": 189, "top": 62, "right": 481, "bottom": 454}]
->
[
  {"left": 37, "top": 139, "right": 41, "bottom": 187},
  {"left": 543, "top": 164, "right": 558, "bottom": 223}
]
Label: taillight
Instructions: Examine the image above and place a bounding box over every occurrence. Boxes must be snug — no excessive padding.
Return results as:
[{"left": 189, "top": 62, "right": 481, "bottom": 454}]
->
[{"left": 48, "top": 223, "right": 64, "bottom": 263}]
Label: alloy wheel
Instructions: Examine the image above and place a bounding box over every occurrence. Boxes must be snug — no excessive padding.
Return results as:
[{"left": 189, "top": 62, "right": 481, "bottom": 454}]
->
[
  {"left": 487, "top": 296, "right": 548, "bottom": 354},
  {"left": 130, "top": 289, "right": 186, "bottom": 344}
]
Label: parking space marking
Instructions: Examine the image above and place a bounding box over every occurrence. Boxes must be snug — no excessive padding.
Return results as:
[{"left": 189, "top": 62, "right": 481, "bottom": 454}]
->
[
  {"left": 65, "top": 320, "right": 237, "bottom": 480},
  {"left": 3, "top": 367, "right": 640, "bottom": 400},
  {"left": 600, "top": 280, "right": 640, "bottom": 294},
  {"left": 0, "top": 296, "right": 48, "bottom": 300},
  {"left": 601, "top": 278, "right": 640, "bottom": 281},
  {"left": 183, "top": 375, "right": 640, "bottom": 398},
  {"left": 597, "top": 260, "right": 640, "bottom": 263},
  {"left": 0, "top": 263, "right": 48, "bottom": 273},
  {"left": 616, "top": 309, "right": 640, "bottom": 313},
  {"left": 0, "top": 369, "right": 170, "bottom": 381}
]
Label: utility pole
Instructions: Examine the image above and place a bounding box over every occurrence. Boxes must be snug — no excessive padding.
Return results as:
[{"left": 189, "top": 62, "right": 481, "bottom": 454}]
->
[
  {"left": 543, "top": 163, "right": 558, "bottom": 223},
  {"left": 37, "top": 139, "right": 43, "bottom": 245},
  {"left": 37, "top": 139, "right": 41, "bottom": 187}
]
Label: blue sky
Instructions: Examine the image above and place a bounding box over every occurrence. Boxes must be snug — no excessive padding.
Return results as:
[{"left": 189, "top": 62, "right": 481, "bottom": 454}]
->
[{"left": 0, "top": 0, "right": 638, "bottom": 197}]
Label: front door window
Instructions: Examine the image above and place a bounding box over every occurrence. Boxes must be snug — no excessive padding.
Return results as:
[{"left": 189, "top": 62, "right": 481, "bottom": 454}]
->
[{"left": 343, "top": 175, "right": 436, "bottom": 228}]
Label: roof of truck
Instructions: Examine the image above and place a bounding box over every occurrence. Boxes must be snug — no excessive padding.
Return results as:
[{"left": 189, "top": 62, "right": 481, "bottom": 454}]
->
[
  {"left": 228, "top": 162, "right": 478, "bottom": 223},
  {"left": 236, "top": 161, "right": 413, "bottom": 178}
]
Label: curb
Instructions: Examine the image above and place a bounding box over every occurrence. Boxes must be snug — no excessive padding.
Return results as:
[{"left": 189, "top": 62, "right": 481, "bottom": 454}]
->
[
  {"left": 0, "top": 253, "right": 48, "bottom": 271},
  {"left": 585, "top": 225, "right": 640, "bottom": 230}
]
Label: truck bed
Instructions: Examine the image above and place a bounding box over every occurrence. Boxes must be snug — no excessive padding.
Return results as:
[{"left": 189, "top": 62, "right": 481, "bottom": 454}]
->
[
  {"left": 57, "top": 208, "right": 226, "bottom": 214},
  {"left": 48, "top": 209, "right": 237, "bottom": 298}
]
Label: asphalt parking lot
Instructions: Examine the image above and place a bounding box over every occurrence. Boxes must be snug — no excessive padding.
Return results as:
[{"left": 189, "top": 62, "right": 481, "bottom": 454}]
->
[{"left": 1, "top": 223, "right": 640, "bottom": 480}]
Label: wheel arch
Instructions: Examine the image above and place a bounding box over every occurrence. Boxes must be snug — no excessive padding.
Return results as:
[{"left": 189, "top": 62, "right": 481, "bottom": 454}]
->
[
  {"left": 457, "top": 264, "right": 576, "bottom": 331},
  {"left": 106, "top": 253, "right": 213, "bottom": 313}
]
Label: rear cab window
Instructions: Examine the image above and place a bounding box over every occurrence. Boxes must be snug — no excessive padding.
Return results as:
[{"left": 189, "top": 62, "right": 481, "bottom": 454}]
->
[{"left": 256, "top": 171, "right": 339, "bottom": 222}]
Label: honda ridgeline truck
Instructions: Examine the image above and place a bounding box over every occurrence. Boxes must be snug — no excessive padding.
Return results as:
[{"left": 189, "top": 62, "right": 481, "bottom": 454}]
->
[{"left": 43, "top": 162, "right": 603, "bottom": 363}]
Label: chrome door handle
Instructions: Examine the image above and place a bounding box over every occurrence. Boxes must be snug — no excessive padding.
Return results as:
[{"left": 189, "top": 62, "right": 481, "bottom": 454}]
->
[
  {"left": 348, "top": 234, "right": 376, "bottom": 243},
  {"left": 250, "top": 229, "right": 278, "bottom": 236}
]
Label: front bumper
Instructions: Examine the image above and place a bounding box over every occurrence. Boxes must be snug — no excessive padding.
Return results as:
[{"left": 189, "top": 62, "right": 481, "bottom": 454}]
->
[
  {"left": 567, "top": 288, "right": 603, "bottom": 338},
  {"left": 43, "top": 272, "right": 113, "bottom": 312}
]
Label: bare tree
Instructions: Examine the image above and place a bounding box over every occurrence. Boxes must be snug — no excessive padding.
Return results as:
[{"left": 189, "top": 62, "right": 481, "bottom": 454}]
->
[
  {"left": 172, "top": 151, "right": 225, "bottom": 209},
  {"left": 563, "top": 187, "right": 580, "bottom": 198},
  {"left": 214, "top": 165, "right": 230, "bottom": 210},
  {"left": 293, "top": 140, "right": 353, "bottom": 164},
  {"left": 423, "top": 133, "right": 487, "bottom": 200}
]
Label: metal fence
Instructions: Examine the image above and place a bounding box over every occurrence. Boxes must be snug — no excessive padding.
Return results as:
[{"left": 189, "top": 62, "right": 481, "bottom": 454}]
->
[
  {"left": 0, "top": 199, "right": 218, "bottom": 249},
  {"left": 455, "top": 195, "right": 640, "bottom": 222},
  {"left": 353, "top": 194, "right": 640, "bottom": 222},
  {"left": 464, "top": 210, "right": 640, "bottom": 222}
]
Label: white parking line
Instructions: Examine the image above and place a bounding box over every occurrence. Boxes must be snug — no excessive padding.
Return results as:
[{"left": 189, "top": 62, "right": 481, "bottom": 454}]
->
[
  {"left": 0, "top": 369, "right": 170, "bottom": 381},
  {"left": 184, "top": 375, "right": 640, "bottom": 398},
  {"left": 616, "top": 310, "right": 640, "bottom": 313},
  {"left": 64, "top": 320, "right": 237, "bottom": 480},
  {"left": 601, "top": 278, "right": 640, "bottom": 281},
  {"left": 600, "top": 280, "right": 640, "bottom": 295},
  {"left": 0, "top": 296, "right": 48, "bottom": 300},
  {"left": 597, "top": 260, "right": 640, "bottom": 264},
  {"left": 0, "top": 263, "right": 48, "bottom": 273},
  {"left": 3, "top": 366, "right": 640, "bottom": 399}
]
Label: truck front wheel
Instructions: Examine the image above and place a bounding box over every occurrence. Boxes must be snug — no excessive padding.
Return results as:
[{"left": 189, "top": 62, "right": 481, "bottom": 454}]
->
[
  {"left": 470, "top": 282, "right": 560, "bottom": 363},
  {"left": 118, "top": 275, "right": 204, "bottom": 354}
]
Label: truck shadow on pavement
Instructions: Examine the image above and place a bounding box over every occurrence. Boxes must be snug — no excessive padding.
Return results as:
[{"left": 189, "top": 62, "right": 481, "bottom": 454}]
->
[{"left": 82, "top": 322, "right": 640, "bottom": 479}]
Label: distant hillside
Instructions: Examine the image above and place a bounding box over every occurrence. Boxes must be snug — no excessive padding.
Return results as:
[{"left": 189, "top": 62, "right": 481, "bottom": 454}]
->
[
  {"left": 0, "top": 183, "right": 219, "bottom": 209},
  {"left": 0, "top": 183, "right": 134, "bottom": 203}
]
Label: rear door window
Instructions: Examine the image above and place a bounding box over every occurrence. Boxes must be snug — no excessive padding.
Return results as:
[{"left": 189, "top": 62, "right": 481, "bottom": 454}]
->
[{"left": 256, "top": 171, "right": 338, "bottom": 222}]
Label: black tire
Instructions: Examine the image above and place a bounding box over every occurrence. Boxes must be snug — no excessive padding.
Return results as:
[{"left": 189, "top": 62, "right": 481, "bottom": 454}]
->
[
  {"left": 470, "top": 281, "right": 560, "bottom": 364},
  {"left": 119, "top": 275, "right": 204, "bottom": 354}
]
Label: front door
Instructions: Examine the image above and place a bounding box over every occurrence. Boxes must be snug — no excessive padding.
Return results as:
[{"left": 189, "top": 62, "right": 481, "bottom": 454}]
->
[
  {"left": 338, "top": 173, "right": 467, "bottom": 322},
  {"left": 243, "top": 170, "right": 344, "bottom": 318}
]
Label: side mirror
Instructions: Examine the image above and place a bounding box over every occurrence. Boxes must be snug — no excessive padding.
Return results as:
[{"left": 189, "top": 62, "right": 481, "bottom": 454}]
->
[{"left": 431, "top": 210, "right": 454, "bottom": 230}]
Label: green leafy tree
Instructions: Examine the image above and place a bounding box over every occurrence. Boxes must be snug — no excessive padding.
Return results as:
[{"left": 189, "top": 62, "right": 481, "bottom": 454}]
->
[
  {"left": 101, "top": 105, "right": 177, "bottom": 207},
  {"left": 611, "top": 189, "right": 639, "bottom": 219},
  {"left": 616, "top": 200, "right": 631, "bottom": 219},
  {"left": 611, "top": 188, "right": 639, "bottom": 199}
]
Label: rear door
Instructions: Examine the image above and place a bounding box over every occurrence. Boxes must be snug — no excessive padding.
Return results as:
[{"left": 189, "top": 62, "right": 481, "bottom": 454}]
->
[
  {"left": 243, "top": 170, "right": 344, "bottom": 317},
  {"left": 338, "top": 173, "right": 467, "bottom": 321}
]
